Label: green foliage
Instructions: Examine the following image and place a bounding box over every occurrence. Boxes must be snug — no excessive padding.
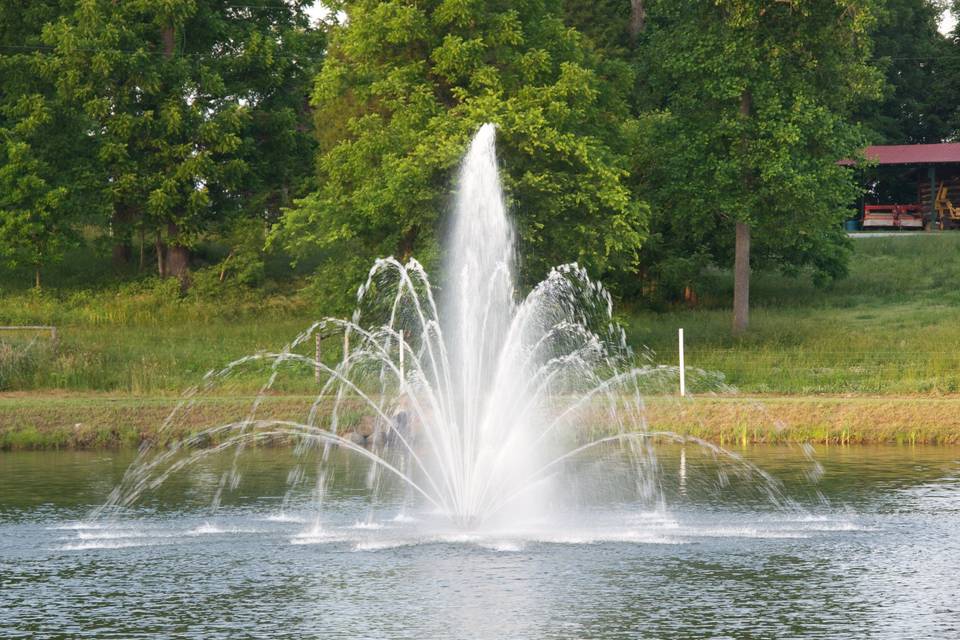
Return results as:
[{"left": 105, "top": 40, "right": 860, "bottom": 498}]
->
[
  {"left": 273, "top": 0, "right": 648, "bottom": 312},
  {"left": 0, "top": 0, "right": 92, "bottom": 286},
  {"left": 43, "top": 1, "right": 321, "bottom": 251},
  {"left": 0, "top": 0, "right": 323, "bottom": 290},
  {"left": 0, "top": 139, "right": 71, "bottom": 281},
  {"left": 857, "top": 0, "right": 958, "bottom": 144},
  {"left": 635, "top": 0, "right": 883, "bottom": 301},
  {"left": 218, "top": 218, "right": 268, "bottom": 287},
  {"left": 0, "top": 0, "right": 950, "bottom": 324},
  {"left": 952, "top": 1, "right": 960, "bottom": 137},
  {"left": 563, "top": 0, "right": 634, "bottom": 56}
]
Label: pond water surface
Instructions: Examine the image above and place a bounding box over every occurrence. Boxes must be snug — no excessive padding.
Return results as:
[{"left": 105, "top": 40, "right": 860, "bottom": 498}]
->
[{"left": 1, "top": 445, "right": 958, "bottom": 639}]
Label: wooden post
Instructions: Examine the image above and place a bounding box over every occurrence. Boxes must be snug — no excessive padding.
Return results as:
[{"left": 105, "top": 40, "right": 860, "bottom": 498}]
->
[
  {"left": 340, "top": 331, "right": 351, "bottom": 394},
  {"left": 315, "top": 333, "right": 322, "bottom": 384},
  {"left": 929, "top": 165, "right": 938, "bottom": 230}
]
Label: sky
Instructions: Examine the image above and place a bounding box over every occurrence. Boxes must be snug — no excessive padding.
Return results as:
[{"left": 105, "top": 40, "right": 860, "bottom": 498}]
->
[
  {"left": 306, "top": 2, "right": 332, "bottom": 25},
  {"left": 941, "top": 9, "right": 958, "bottom": 35}
]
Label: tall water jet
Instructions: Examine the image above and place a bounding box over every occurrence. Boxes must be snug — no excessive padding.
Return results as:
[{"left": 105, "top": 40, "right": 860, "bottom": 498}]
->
[
  {"left": 438, "top": 123, "right": 543, "bottom": 525},
  {"left": 443, "top": 122, "right": 516, "bottom": 452}
]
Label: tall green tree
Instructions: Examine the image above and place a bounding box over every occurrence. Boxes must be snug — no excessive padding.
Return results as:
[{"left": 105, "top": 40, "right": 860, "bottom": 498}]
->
[
  {"left": 638, "top": 0, "right": 882, "bottom": 333},
  {"left": 0, "top": 103, "right": 75, "bottom": 289},
  {"left": 274, "top": 0, "right": 648, "bottom": 312},
  {"left": 42, "top": 0, "right": 322, "bottom": 285},
  {"left": 856, "top": 0, "right": 957, "bottom": 144},
  {"left": 951, "top": 1, "right": 960, "bottom": 137},
  {"left": 0, "top": 0, "right": 90, "bottom": 288}
]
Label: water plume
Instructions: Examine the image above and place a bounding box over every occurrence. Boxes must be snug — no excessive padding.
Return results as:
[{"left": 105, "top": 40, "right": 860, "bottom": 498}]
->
[{"left": 97, "top": 124, "right": 792, "bottom": 528}]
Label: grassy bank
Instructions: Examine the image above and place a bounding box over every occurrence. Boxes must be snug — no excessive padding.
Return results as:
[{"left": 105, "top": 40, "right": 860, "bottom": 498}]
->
[
  {"left": 3, "top": 392, "right": 960, "bottom": 451},
  {"left": 2, "top": 234, "right": 960, "bottom": 395},
  {"left": 629, "top": 233, "right": 960, "bottom": 394}
]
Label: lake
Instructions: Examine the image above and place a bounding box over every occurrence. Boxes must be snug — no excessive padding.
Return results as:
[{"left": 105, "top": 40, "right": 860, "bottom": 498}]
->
[{"left": 1, "top": 445, "right": 958, "bottom": 639}]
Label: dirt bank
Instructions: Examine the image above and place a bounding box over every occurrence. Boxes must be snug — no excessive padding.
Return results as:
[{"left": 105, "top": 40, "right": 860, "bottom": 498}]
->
[{"left": 2, "top": 393, "right": 959, "bottom": 450}]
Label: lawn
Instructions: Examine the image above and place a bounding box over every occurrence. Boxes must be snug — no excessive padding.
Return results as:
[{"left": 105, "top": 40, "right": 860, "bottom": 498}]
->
[
  {"left": 628, "top": 233, "right": 960, "bottom": 394},
  {"left": 2, "top": 233, "right": 960, "bottom": 395}
]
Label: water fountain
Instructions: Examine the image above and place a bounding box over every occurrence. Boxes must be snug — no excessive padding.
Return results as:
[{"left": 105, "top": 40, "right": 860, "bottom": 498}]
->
[
  {"left": 98, "top": 123, "right": 788, "bottom": 534},
  {"left": 11, "top": 124, "right": 929, "bottom": 639}
]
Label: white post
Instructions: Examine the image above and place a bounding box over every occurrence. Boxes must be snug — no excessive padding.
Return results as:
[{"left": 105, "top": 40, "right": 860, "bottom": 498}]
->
[{"left": 678, "top": 327, "right": 686, "bottom": 397}]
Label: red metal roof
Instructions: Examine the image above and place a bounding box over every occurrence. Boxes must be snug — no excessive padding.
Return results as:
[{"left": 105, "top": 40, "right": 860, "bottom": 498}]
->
[{"left": 857, "top": 143, "right": 960, "bottom": 165}]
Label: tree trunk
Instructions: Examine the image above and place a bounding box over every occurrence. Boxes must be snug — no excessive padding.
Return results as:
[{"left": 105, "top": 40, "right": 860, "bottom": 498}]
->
[
  {"left": 34, "top": 267, "right": 41, "bottom": 290},
  {"left": 139, "top": 227, "right": 146, "bottom": 272},
  {"left": 629, "top": 0, "right": 646, "bottom": 41},
  {"left": 162, "top": 25, "right": 175, "bottom": 58},
  {"left": 732, "top": 221, "right": 750, "bottom": 335},
  {"left": 156, "top": 230, "right": 166, "bottom": 278},
  {"left": 398, "top": 225, "right": 419, "bottom": 263},
  {"left": 112, "top": 243, "right": 131, "bottom": 267},
  {"left": 166, "top": 222, "right": 190, "bottom": 291},
  {"left": 111, "top": 208, "right": 133, "bottom": 268}
]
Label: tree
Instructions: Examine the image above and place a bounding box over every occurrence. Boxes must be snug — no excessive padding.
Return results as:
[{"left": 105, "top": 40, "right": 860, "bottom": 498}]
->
[
  {"left": 856, "top": 0, "right": 958, "bottom": 144},
  {"left": 42, "top": 0, "right": 322, "bottom": 287},
  {"left": 0, "top": 0, "right": 90, "bottom": 288},
  {"left": 0, "top": 138, "right": 71, "bottom": 289},
  {"left": 638, "top": 0, "right": 882, "bottom": 333},
  {"left": 273, "top": 0, "right": 648, "bottom": 312},
  {"left": 951, "top": 1, "right": 960, "bottom": 138}
]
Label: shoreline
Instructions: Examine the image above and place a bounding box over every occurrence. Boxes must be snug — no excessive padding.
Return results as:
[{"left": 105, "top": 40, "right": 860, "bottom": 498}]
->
[{"left": 3, "top": 392, "right": 960, "bottom": 450}]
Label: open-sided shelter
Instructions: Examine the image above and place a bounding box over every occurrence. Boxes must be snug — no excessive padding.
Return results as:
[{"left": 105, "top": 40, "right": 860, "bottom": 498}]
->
[{"left": 845, "top": 143, "right": 960, "bottom": 230}]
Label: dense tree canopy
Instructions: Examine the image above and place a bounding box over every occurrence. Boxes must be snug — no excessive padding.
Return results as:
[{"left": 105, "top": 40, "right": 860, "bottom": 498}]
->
[
  {"left": 0, "top": 1, "right": 90, "bottom": 287},
  {"left": 42, "top": 0, "right": 322, "bottom": 284},
  {"left": 0, "top": 0, "right": 321, "bottom": 289},
  {"left": 272, "top": 0, "right": 648, "bottom": 311},
  {"left": 856, "top": 0, "right": 958, "bottom": 144},
  {"left": 1, "top": 0, "right": 957, "bottom": 329},
  {"left": 952, "top": 1, "right": 960, "bottom": 136}
]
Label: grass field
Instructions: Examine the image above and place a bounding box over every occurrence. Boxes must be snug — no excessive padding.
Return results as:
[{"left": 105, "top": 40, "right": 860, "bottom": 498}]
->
[
  {"left": 628, "top": 233, "right": 960, "bottom": 394},
  {"left": 2, "top": 233, "right": 960, "bottom": 395}
]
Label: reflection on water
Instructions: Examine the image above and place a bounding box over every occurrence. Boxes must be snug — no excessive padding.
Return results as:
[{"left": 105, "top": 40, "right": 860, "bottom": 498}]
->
[{"left": 1, "top": 445, "right": 958, "bottom": 639}]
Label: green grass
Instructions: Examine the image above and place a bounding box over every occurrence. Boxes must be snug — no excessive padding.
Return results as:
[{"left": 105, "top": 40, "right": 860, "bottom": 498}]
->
[
  {"left": 627, "top": 234, "right": 960, "bottom": 394},
  {"left": 2, "top": 233, "right": 960, "bottom": 394},
  {"left": 0, "top": 270, "right": 327, "bottom": 392}
]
